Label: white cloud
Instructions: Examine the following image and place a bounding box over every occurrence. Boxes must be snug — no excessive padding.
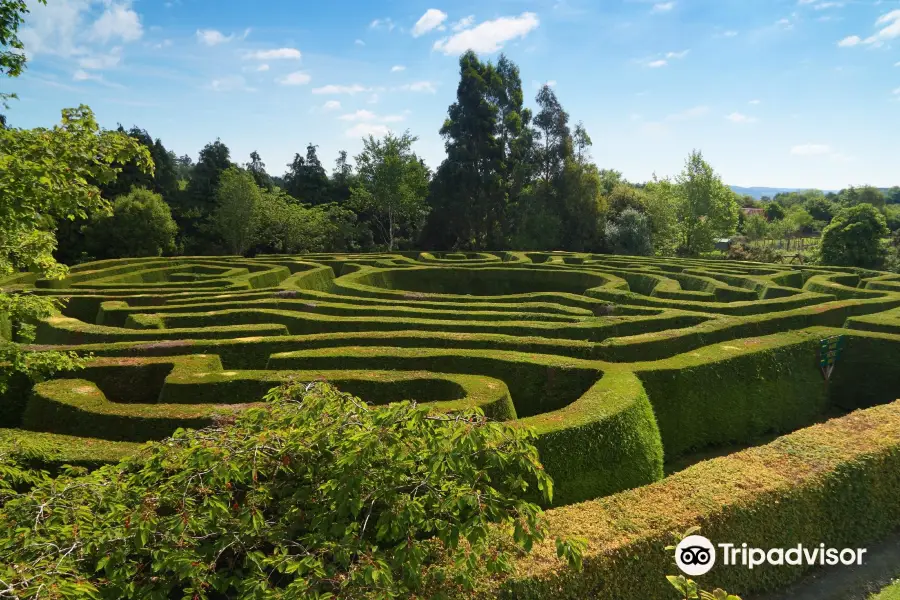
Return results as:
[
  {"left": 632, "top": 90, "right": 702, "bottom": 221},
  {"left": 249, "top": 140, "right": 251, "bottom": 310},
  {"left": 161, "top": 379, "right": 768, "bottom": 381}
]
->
[
  {"left": 196, "top": 29, "right": 233, "bottom": 46},
  {"left": 209, "top": 75, "right": 253, "bottom": 92},
  {"left": 545, "top": 79, "right": 557, "bottom": 87},
  {"left": 641, "top": 49, "right": 688, "bottom": 68},
  {"left": 893, "top": 87, "right": 900, "bottom": 95},
  {"left": 245, "top": 47, "right": 301, "bottom": 60},
  {"left": 790, "top": 143, "right": 831, "bottom": 155},
  {"left": 367, "top": 93, "right": 380, "bottom": 104},
  {"left": 19, "top": 0, "right": 91, "bottom": 57},
  {"left": 78, "top": 47, "right": 122, "bottom": 69},
  {"left": 814, "top": 2, "right": 843, "bottom": 9},
  {"left": 255, "top": 63, "right": 270, "bottom": 72},
  {"left": 725, "top": 112, "right": 758, "bottom": 123},
  {"left": 840, "top": 9, "right": 900, "bottom": 47},
  {"left": 398, "top": 80, "right": 437, "bottom": 93},
  {"left": 452, "top": 16, "right": 475, "bottom": 31},
  {"left": 323, "top": 100, "right": 342, "bottom": 110},
  {"left": 355, "top": 39, "right": 365, "bottom": 46},
  {"left": 775, "top": 17, "right": 794, "bottom": 30},
  {"left": 370, "top": 18, "right": 396, "bottom": 31},
  {"left": 433, "top": 12, "right": 539, "bottom": 55},
  {"left": 864, "top": 9, "right": 900, "bottom": 44},
  {"left": 652, "top": 2, "right": 675, "bottom": 13},
  {"left": 412, "top": 9, "right": 448, "bottom": 37},
  {"left": 391, "top": 65, "right": 406, "bottom": 72},
  {"left": 73, "top": 68, "right": 101, "bottom": 81},
  {"left": 91, "top": 2, "right": 143, "bottom": 43},
  {"left": 339, "top": 110, "right": 406, "bottom": 124},
  {"left": 345, "top": 123, "right": 391, "bottom": 138},
  {"left": 312, "top": 84, "right": 369, "bottom": 95},
  {"left": 339, "top": 109, "right": 378, "bottom": 121},
  {"left": 151, "top": 39, "right": 172, "bottom": 49},
  {"left": 722, "top": 30, "right": 738, "bottom": 37},
  {"left": 277, "top": 71, "right": 311, "bottom": 86},
  {"left": 749, "top": 99, "right": 761, "bottom": 104}
]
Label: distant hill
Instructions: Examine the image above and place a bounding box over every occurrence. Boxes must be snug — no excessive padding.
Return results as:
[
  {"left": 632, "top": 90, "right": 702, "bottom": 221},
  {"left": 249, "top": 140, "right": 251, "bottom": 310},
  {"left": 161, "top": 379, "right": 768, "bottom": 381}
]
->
[{"left": 729, "top": 186, "right": 838, "bottom": 200}]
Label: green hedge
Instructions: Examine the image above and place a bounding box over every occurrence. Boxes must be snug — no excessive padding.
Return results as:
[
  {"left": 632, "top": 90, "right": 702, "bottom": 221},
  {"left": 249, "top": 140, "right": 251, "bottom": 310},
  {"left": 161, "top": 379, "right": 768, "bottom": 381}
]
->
[
  {"left": 635, "top": 330, "right": 831, "bottom": 458},
  {"left": 492, "top": 400, "right": 900, "bottom": 599},
  {"left": 22, "top": 379, "right": 226, "bottom": 442}
]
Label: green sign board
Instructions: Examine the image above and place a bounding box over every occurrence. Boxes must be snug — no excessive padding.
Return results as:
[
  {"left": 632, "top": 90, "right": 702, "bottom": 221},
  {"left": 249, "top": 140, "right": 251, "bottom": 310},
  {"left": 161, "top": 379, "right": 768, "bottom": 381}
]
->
[{"left": 818, "top": 335, "right": 845, "bottom": 382}]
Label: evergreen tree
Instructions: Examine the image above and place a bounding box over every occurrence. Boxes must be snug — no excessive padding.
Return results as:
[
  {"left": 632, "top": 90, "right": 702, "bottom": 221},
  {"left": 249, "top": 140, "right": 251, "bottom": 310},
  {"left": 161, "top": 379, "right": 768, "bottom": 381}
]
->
[
  {"left": 246, "top": 151, "right": 273, "bottom": 191},
  {"left": 178, "top": 139, "right": 233, "bottom": 249},
  {"left": 99, "top": 127, "right": 178, "bottom": 202},
  {"left": 284, "top": 143, "right": 330, "bottom": 204},
  {"left": 331, "top": 150, "right": 354, "bottom": 204},
  {"left": 425, "top": 51, "right": 522, "bottom": 250}
]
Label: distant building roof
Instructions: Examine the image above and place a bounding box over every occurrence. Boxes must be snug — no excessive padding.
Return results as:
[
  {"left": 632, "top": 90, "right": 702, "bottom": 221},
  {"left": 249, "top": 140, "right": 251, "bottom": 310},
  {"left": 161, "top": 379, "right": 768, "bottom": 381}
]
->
[{"left": 741, "top": 207, "right": 766, "bottom": 216}]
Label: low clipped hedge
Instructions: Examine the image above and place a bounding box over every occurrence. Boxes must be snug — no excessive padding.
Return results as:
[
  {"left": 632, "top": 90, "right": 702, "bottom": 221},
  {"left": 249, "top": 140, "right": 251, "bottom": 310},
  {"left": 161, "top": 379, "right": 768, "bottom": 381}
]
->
[
  {"left": 492, "top": 400, "right": 900, "bottom": 599},
  {"left": 22, "top": 379, "right": 231, "bottom": 442},
  {"left": 0, "top": 428, "right": 140, "bottom": 471}
]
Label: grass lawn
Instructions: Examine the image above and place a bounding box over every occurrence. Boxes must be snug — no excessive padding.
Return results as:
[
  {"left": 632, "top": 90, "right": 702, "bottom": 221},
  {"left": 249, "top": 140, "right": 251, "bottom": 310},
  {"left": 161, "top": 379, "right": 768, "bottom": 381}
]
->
[{"left": 871, "top": 578, "right": 900, "bottom": 600}]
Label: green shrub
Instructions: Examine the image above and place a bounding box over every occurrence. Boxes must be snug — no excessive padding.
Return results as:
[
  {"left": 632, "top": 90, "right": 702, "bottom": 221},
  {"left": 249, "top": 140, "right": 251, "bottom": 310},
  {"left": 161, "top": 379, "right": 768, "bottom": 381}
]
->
[
  {"left": 82, "top": 188, "right": 178, "bottom": 259},
  {"left": 1, "top": 381, "right": 583, "bottom": 598}
]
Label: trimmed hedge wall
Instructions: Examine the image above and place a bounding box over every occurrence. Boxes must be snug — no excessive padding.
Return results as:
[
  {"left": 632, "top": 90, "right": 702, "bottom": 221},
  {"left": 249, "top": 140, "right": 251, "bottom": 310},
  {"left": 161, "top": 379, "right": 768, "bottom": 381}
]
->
[{"left": 493, "top": 400, "right": 900, "bottom": 599}]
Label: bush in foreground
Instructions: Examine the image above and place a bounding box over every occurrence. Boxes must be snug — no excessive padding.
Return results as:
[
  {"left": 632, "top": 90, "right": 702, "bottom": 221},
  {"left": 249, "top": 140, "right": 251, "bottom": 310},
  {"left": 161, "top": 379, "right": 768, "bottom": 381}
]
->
[{"left": 0, "top": 381, "right": 582, "bottom": 599}]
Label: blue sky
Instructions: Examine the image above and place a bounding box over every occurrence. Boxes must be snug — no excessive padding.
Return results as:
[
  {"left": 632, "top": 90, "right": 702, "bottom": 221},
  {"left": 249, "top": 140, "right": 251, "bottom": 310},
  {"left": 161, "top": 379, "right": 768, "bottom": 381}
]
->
[{"left": 7, "top": 0, "right": 900, "bottom": 189}]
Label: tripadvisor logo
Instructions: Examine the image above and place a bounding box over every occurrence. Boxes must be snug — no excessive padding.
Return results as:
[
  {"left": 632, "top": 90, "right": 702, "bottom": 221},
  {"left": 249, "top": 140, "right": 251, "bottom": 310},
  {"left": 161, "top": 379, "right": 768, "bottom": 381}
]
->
[
  {"left": 675, "top": 535, "right": 717, "bottom": 576},
  {"left": 675, "top": 536, "right": 867, "bottom": 576}
]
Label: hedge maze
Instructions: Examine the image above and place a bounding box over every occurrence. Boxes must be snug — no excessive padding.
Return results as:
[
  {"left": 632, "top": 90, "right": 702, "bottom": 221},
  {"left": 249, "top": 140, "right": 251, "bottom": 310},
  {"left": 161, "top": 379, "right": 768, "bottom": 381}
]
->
[{"left": 3, "top": 251, "right": 900, "bottom": 597}]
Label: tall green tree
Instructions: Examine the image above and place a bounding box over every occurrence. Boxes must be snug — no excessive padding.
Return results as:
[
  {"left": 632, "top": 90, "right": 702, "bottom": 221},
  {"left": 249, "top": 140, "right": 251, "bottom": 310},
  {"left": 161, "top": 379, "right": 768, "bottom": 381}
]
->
[
  {"left": 839, "top": 185, "right": 886, "bottom": 210},
  {"left": 674, "top": 150, "right": 739, "bottom": 255},
  {"left": 173, "top": 153, "right": 194, "bottom": 181},
  {"left": 493, "top": 54, "right": 533, "bottom": 241},
  {"left": 211, "top": 167, "right": 261, "bottom": 256},
  {"left": 330, "top": 149, "right": 355, "bottom": 204},
  {"left": 632, "top": 178, "right": 679, "bottom": 256},
  {"left": 99, "top": 126, "right": 178, "bottom": 202},
  {"left": 178, "top": 139, "right": 233, "bottom": 250},
  {"left": 426, "top": 51, "right": 513, "bottom": 250},
  {"left": 513, "top": 85, "right": 601, "bottom": 252},
  {"left": 246, "top": 151, "right": 273, "bottom": 191},
  {"left": 820, "top": 203, "right": 889, "bottom": 268},
  {"left": 284, "top": 143, "right": 331, "bottom": 205},
  {"left": 350, "top": 131, "right": 430, "bottom": 250},
  {"left": 533, "top": 84, "right": 572, "bottom": 186}
]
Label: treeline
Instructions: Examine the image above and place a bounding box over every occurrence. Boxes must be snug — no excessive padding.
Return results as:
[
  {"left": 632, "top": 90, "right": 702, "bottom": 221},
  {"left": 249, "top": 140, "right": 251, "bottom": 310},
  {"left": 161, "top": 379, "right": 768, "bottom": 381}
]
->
[
  {"left": 736, "top": 187, "right": 900, "bottom": 241},
  {"left": 54, "top": 51, "right": 899, "bottom": 266}
]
